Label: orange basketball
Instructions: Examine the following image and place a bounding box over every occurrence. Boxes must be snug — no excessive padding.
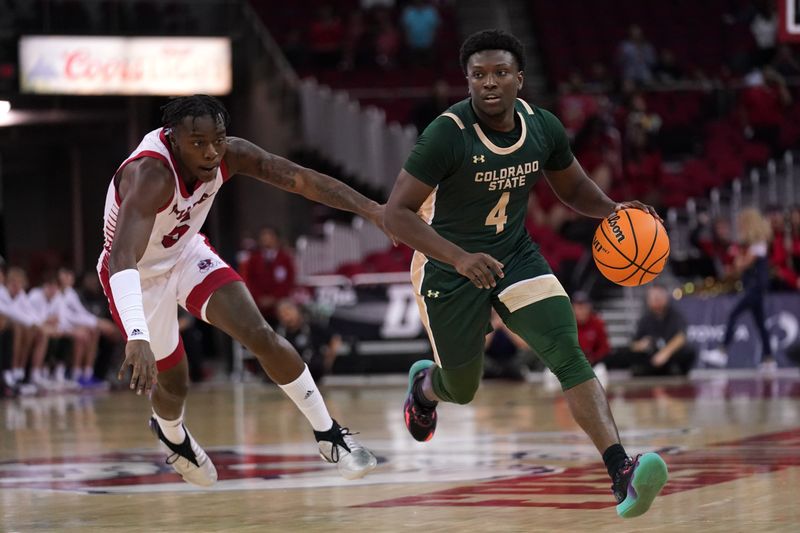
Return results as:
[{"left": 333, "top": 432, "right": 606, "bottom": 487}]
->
[{"left": 591, "top": 208, "right": 670, "bottom": 287}]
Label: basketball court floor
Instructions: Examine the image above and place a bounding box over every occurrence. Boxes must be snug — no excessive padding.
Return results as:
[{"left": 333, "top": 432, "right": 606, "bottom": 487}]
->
[{"left": 2, "top": 372, "right": 799, "bottom": 532}]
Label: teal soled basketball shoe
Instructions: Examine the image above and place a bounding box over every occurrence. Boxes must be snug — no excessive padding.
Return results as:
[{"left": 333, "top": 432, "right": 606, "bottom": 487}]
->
[
  {"left": 403, "top": 360, "right": 438, "bottom": 442},
  {"left": 612, "top": 452, "right": 669, "bottom": 518}
]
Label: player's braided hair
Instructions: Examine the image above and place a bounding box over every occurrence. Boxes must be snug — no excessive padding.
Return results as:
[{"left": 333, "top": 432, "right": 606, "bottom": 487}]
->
[
  {"left": 160, "top": 94, "right": 230, "bottom": 129},
  {"left": 459, "top": 29, "right": 526, "bottom": 74}
]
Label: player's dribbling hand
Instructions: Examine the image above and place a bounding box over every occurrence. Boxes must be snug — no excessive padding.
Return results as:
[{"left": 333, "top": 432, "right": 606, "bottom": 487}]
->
[
  {"left": 455, "top": 252, "right": 504, "bottom": 289},
  {"left": 118, "top": 339, "right": 158, "bottom": 396},
  {"left": 614, "top": 201, "right": 663, "bottom": 224}
]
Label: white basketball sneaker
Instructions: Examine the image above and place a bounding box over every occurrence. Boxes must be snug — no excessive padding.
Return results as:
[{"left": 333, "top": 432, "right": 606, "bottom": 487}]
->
[
  {"left": 149, "top": 417, "right": 217, "bottom": 487},
  {"left": 314, "top": 420, "right": 378, "bottom": 480}
]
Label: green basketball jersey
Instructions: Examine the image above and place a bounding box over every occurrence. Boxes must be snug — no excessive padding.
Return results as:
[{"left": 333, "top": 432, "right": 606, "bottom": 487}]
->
[{"left": 403, "top": 97, "right": 574, "bottom": 273}]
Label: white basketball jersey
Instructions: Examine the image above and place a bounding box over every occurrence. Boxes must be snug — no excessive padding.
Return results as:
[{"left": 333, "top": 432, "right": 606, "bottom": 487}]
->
[{"left": 98, "top": 128, "right": 231, "bottom": 279}]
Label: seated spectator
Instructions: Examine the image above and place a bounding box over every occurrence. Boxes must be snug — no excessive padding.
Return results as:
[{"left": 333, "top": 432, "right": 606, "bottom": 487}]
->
[
  {"left": 572, "top": 291, "right": 611, "bottom": 387},
  {"left": 484, "top": 309, "right": 529, "bottom": 381},
  {"left": 308, "top": 4, "right": 344, "bottom": 69},
  {"left": 410, "top": 79, "right": 452, "bottom": 133},
  {"left": 340, "top": 9, "right": 369, "bottom": 71},
  {"left": 372, "top": 6, "right": 401, "bottom": 69},
  {"left": 749, "top": 0, "right": 777, "bottom": 67},
  {"left": 625, "top": 92, "right": 662, "bottom": 153},
  {"left": 274, "top": 299, "right": 341, "bottom": 383},
  {"left": 58, "top": 267, "right": 116, "bottom": 386},
  {"left": 739, "top": 66, "right": 793, "bottom": 156},
  {"left": 616, "top": 24, "right": 656, "bottom": 86},
  {"left": 401, "top": 0, "right": 440, "bottom": 65},
  {"left": 585, "top": 62, "right": 613, "bottom": 93},
  {"left": 653, "top": 48, "right": 685, "bottom": 86},
  {"left": 241, "top": 226, "right": 297, "bottom": 323},
  {"left": 557, "top": 72, "right": 601, "bottom": 138},
  {"left": 3, "top": 267, "right": 47, "bottom": 394},
  {"left": 76, "top": 270, "right": 125, "bottom": 382},
  {"left": 790, "top": 205, "right": 800, "bottom": 274},
  {"left": 690, "top": 213, "right": 737, "bottom": 281},
  {"left": 771, "top": 43, "right": 800, "bottom": 78},
  {"left": 764, "top": 206, "right": 798, "bottom": 290},
  {"left": 605, "top": 284, "right": 696, "bottom": 376}
]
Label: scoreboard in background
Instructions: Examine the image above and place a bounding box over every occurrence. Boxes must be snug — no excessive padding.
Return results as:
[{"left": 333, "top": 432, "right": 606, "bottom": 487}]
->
[
  {"left": 18, "top": 36, "right": 231, "bottom": 95},
  {"left": 779, "top": 0, "right": 800, "bottom": 42}
]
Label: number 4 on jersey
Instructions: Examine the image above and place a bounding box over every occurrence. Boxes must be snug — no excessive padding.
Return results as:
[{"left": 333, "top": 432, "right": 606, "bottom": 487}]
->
[{"left": 485, "top": 192, "right": 510, "bottom": 234}]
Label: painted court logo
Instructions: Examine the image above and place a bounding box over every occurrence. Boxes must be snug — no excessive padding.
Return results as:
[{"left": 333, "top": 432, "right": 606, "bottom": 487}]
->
[{"left": 0, "top": 429, "right": 685, "bottom": 497}]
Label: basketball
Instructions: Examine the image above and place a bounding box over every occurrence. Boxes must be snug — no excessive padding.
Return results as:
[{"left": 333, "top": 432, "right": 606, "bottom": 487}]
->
[{"left": 592, "top": 208, "right": 670, "bottom": 287}]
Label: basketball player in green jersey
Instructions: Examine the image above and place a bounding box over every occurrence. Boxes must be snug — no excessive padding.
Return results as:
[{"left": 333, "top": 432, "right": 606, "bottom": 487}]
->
[{"left": 384, "top": 29, "right": 668, "bottom": 518}]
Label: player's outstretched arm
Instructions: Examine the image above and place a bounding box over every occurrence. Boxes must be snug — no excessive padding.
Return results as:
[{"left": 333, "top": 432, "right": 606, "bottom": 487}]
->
[
  {"left": 385, "top": 169, "right": 503, "bottom": 289},
  {"left": 108, "top": 158, "right": 173, "bottom": 396},
  {"left": 224, "top": 137, "right": 388, "bottom": 236},
  {"left": 544, "top": 159, "right": 661, "bottom": 221}
]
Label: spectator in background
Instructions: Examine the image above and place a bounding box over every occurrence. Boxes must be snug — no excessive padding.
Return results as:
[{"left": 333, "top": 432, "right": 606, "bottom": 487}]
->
[
  {"left": 749, "top": 0, "right": 777, "bottom": 67},
  {"left": 739, "top": 66, "right": 793, "bottom": 156},
  {"left": 308, "top": 4, "right": 344, "bottom": 69},
  {"left": 690, "top": 213, "right": 737, "bottom": 281},
  {"left": 241, "top": 226, "right": 297, "bottom": 323},
  {"left": 606, "top": 284, "right": 695, "bottom": 376},
  {"left": 625, "top": 93, "right": 662, "bottom": 153},
  {"left": 790, "top": 205, "right": 800, "bottom": 274},
  {"left": 21, "top": 273, "right": 60, "bottom": 392},
  {"left": 572, "top": 291, "right": 611, "bottom": 387},
  {"left": 274, "top": 299, "right": 341, "bottom": 383},
  {"left": 710, "top": 208, "right": 775, "bottom": 370},
  {"left": 585, "top": 62, "right": 614, "bottom": 93},
  {"left": 557, "top": 71, "right": 600, "bottom": 138},
  {"left": 340, "top": 9, "right": 369, "bottom": 71},
  {"left": 373, "top": 6, "right": 401, "bottom": 69},
  {"left": 58, "top": 267, "right": 115, "bottom": 386},
  {"left": 616, "top": 24, "right": 656, "bottom": 86},
  {"left": 401, "top": 0, "right": 440, "bottom": 65},
  {"left": 652, "top": 49, "right": 685, "bottom": 86},
  {"left": 771, "top": 43, "right": 800, "bottom": 78},
  {"left": 410, "top": 79, "right": 451, "bottom": 133},
  {"left": 77, "top": 270, "right": 124, "bottom": 382},
  {"left": 178, "top": 309, "right": 207, "bottom": 383},
  {"left": 484, "top": 309, "right": 529, "bottom": 381},
  {"left": 3, "top": 267, "right": 47, "bottom": 394},
  {"left": 764, "top": 205, "right": 798, "bottom": 290},
  {"left": 283, "top": 28, "right": 309, "bottom": 69}
]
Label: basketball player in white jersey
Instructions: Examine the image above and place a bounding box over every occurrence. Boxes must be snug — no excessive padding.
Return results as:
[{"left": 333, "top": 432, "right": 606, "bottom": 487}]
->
[{"left": 98, "top": 95, "right": 383, "bottom": 486}]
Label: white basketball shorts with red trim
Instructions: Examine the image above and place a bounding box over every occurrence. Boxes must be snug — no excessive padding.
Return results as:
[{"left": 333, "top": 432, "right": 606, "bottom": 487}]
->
[{"left": 98, "top": 233, "right": 242, "bottom": 372}]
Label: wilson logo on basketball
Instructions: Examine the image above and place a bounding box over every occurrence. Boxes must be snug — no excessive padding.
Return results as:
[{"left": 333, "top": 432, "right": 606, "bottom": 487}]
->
[{"left": 606, "top": 212, "right": 626, "bottom": 243}]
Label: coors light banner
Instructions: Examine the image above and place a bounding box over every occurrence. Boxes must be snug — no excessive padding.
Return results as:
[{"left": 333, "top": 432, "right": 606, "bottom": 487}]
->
[{"left": 19, "top": 36, "right": 232, "bottom": 95}]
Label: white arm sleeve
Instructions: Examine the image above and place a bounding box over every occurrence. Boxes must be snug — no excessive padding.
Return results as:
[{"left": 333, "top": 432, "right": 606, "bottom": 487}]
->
[{"left": 109, "top": 269, "right": 150, "bottom": 342}]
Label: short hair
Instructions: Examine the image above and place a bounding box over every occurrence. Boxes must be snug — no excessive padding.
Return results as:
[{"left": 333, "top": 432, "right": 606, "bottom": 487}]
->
[
  {"left": 160, "top": 94, "right": 230, "bottom": 129},
  {"left": 459, "top": 29, "right": 526, "bottom": 74}
]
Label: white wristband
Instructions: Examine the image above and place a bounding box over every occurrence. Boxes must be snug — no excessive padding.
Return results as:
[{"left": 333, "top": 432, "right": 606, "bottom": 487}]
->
[{"left": 109, "top": 269, "right": 150, "bottom": 342}]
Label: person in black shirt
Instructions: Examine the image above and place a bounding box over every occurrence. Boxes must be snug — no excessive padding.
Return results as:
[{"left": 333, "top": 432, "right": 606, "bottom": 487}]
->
[
  {"left": 274, "top": 299, "right": 341, "bottom": 383},
  {"left": 606, "top": 284, "right": 696, "bottom": 376}
]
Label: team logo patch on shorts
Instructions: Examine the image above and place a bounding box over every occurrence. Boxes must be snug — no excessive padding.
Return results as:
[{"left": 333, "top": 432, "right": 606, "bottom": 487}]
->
[{"left": 197, "top": 258, "right": 219, "bottom": 273}]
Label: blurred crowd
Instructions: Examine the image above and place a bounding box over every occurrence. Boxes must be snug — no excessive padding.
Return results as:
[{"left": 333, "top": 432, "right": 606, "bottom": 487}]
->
[{"left": 0, "top": 263, "right": 122, "bottom": 398}]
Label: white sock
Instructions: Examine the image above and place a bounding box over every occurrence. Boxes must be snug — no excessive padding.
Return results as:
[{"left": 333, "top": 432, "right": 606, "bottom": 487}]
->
[
  {"left": 3, "top": 370, "right": 15, "bottom": 386},
  {"left": 31, "top": 368, "right": 43, "bottom": 382},
  {"left": 153, "top": 411, "right": 187, "bottom": 445},
  {"left": 13, "top": 368, "right": 24, "bottom": 380},
  {"left": 278, "top": 365, "right": 334, "bottom": 432},
  {"left": 83, "top": 366, "right": 93, "bottom": 379},
  {"left": 71, "top": 367, "right": 82, "bottom": 380},
  {"left": 54, "top": 364, "right": 66, "bottom": 382}
]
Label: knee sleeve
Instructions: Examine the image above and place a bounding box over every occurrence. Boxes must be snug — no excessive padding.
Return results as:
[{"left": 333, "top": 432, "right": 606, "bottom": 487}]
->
[
  {"left": 504, "top": 296, "right": 595, "bottom": 390},
  {"left": 431, "top": 352, "right": 483, "bottom": 404}
]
